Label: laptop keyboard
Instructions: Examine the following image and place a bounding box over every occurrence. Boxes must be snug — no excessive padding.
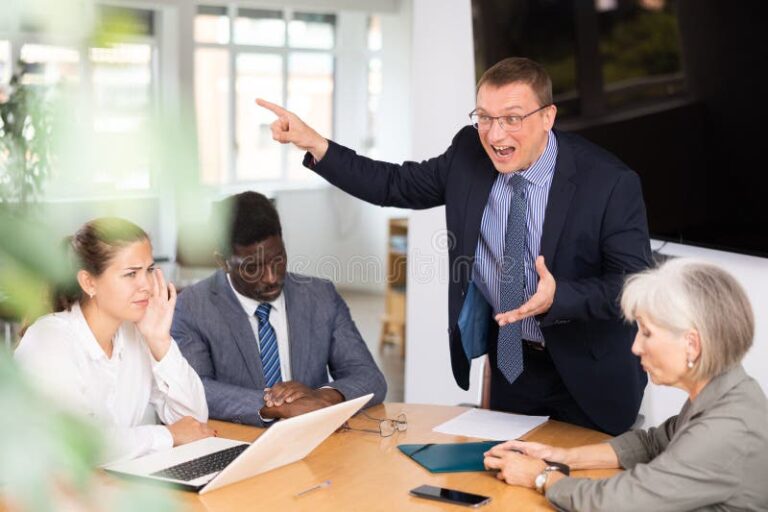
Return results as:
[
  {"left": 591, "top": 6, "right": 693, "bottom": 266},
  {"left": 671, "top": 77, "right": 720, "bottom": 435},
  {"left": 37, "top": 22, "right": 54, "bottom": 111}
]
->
[{"left": 151, "top": 444, "right": 249, "bottom": 482}]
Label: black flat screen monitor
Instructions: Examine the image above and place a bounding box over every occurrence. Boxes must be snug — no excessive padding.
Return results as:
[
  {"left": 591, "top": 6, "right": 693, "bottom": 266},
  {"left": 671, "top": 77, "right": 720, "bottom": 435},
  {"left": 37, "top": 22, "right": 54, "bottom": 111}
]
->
[{"left": 471, "top": 0, "right": 767, "bottom": 257}]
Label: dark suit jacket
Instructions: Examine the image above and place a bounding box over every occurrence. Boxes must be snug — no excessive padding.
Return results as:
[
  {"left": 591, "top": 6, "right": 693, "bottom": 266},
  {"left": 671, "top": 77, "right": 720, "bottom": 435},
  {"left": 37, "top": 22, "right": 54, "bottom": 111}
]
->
[
  {"left": 171, "top": 271, "right": 387, "bottom": 426},
  {"left": 305, "top": 127, "right": 651, "bottom": 435}
]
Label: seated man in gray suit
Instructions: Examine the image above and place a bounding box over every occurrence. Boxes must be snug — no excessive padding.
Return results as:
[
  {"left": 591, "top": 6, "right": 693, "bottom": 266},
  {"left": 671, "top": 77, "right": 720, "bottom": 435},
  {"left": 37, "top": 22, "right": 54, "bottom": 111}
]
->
[{"left": 171, "top": 191, "right": 387, "bottom": 425}]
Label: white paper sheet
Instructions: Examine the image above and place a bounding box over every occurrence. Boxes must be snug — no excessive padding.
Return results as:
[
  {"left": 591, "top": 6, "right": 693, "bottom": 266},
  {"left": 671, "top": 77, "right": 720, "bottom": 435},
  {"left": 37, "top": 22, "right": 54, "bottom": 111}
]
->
[{"left": 432, "top": 409, "right": 549, "bottom": 440}]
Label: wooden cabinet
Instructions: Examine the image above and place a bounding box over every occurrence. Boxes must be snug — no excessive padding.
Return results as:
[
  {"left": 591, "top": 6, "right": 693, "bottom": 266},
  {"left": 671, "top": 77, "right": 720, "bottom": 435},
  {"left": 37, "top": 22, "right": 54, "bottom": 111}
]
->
[{"left": 380, "top": 218, "right": 407, "bottom": 357}]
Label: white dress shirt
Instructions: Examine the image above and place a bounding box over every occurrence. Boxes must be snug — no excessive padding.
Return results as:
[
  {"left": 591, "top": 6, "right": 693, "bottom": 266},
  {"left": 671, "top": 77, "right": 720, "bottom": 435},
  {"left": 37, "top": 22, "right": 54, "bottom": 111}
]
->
[
  {"left": 14, "top": 303, "right": 208, "bottom": 465},
  {"left": 226, "top": 274, "right": 292, "bottom": 381}
]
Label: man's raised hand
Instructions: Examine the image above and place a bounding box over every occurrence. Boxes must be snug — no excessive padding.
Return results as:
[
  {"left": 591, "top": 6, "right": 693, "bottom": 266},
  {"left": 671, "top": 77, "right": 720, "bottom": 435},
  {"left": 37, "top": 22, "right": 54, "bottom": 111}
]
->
[{"left": 255, "top": 98, "right": 329, "bottom": 161}]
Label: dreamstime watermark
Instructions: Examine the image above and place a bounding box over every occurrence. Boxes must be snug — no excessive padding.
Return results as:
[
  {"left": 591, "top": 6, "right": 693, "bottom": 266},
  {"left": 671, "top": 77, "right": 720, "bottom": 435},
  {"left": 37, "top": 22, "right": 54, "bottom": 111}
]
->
[{"left": 230, "top": 228, "right": 528, "bottom": 288}]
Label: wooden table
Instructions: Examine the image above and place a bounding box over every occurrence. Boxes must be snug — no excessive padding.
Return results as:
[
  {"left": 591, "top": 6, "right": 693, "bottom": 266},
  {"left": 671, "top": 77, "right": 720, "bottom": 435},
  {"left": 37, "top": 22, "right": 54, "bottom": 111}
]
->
[{"left": 177, "top": 403, "right": 618, "bottom": 512}]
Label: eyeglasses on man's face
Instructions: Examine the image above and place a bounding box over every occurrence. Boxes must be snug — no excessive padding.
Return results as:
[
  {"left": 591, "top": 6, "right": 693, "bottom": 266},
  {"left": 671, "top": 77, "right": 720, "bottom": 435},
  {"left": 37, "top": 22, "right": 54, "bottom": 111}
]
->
[
  {"left": 342, "top": 411, "right": 407, "bottom": 437},
  {"left": 469, "top": 104, "right": 552, "bottom": 133}
]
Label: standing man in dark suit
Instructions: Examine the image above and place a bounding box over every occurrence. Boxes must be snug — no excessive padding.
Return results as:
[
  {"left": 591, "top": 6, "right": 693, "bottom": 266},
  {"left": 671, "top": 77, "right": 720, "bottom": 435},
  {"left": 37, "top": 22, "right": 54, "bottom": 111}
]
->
[
  {"left": 171, "top": 191, "right": 386, "bottom": 426},
  {"left": 257, "top": 57, "right": 651, "bottom": 435}
]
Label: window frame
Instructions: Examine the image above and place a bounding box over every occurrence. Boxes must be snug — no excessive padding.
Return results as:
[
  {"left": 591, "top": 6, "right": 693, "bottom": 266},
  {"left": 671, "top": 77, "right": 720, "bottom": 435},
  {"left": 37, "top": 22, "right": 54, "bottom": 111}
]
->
[
  {"left": 0, "top": 7, "right": 162, "bottom": 200},
  {"left": 361, "top": 14, "right": 382, "bottom": 158},
  {"left": 194, "top": 3, "right": 338, "bottom": 188}
]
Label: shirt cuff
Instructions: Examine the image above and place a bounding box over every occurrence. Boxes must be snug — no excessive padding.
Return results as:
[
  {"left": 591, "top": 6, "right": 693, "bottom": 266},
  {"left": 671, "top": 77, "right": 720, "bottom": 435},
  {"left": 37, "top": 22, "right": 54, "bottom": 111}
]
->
[
  {"left": 258, "top": 410, "right": 276, "bottom": 424},
  {"left": 151, "top": 425, "right": 175, "bottom": 452}
]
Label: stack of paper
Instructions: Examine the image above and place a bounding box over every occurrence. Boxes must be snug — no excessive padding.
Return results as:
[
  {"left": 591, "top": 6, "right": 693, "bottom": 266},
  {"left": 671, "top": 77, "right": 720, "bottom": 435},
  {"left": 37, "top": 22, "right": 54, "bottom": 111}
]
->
[{"left": 433, "top": 409, "right": 548, "bottom": 440}]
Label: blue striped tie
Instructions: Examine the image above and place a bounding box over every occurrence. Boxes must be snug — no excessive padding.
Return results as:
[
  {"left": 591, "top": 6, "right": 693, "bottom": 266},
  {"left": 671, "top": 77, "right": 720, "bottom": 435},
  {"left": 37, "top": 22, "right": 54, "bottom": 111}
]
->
[
  {"left": 497, "top": 173, "right": 527, "bottom": 383},
  {"left": 255, "top": 303, "right": 282, "bottom": 388}
]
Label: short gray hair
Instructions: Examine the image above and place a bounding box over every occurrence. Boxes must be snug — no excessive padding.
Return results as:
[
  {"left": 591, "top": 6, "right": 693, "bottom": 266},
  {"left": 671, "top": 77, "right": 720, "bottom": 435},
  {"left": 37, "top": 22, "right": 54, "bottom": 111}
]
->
[{"left": 620, "top": 258, "right": 754, "bottom": 381}]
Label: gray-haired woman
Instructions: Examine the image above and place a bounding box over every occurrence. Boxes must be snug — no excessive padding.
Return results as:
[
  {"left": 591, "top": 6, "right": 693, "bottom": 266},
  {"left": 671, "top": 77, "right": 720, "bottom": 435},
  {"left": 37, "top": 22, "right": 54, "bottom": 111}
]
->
[{"left": 484, "top": 258, "right": 768, "bottom": 511}]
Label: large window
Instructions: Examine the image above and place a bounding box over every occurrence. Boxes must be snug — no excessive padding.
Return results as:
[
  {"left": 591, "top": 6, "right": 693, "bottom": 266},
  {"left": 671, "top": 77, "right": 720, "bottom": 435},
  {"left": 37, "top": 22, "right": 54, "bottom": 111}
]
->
[
  {"left": 195, "top": 5, "right": 336, "bottom": 186},
  {"left": 0, "top": 40, "right": 7, "bottom": 65},
  {"left": 0, "top": 40, "right": 12, "bottom": 87},
  {"left": 18, "top": 44, "right": 81, "bottom": 86},
  {"left": 1, "top": 6, "right": 158, "bottom": 195},
  {"left": 89, "top": 42, "right": 155, "bottom": 190},
  {"left": 365, "top": 15, "right": 383, "bottom": 159}
]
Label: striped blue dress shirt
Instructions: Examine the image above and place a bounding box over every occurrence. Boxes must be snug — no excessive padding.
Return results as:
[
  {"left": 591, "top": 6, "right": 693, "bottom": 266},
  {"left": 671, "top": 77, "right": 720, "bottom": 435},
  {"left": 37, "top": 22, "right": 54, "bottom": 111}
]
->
[{"left": 472, "top": 131, "right": 558, "bottom": 343}]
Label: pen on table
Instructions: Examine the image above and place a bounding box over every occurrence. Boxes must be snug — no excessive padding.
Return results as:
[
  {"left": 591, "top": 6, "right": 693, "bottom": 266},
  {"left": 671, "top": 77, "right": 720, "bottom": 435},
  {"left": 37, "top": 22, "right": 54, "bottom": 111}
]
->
[{"left": 295, "top": 479, "right": 332, "bottom": 497}]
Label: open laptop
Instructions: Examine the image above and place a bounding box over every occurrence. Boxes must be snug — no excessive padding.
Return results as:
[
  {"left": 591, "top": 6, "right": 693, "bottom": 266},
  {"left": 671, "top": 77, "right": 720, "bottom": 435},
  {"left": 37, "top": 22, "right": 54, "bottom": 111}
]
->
[{"left": 103, "top": 393, "right": 373, "bottom": 494}]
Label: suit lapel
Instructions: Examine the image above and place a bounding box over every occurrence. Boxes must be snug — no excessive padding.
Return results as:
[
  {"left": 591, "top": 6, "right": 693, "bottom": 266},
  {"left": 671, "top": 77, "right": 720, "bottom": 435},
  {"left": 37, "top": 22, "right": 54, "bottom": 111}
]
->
[
  {"left": 462, "top": 154, "right": 498, "bottom": 260},
  {"left": 539, "top": 133, "right": 577, "bottom": 265},
  {"left": 211, "top": 271, "right": 265, "bottom": 386},
  {"left": 283, "top": 274, "right": 311, "bottom": 382}
]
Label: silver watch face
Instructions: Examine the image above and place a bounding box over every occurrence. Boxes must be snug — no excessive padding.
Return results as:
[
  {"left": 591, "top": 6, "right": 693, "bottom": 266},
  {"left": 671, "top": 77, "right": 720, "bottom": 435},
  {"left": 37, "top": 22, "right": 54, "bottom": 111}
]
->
[{"left": 535, "top": 471, "right": 548, "bottom": 493}]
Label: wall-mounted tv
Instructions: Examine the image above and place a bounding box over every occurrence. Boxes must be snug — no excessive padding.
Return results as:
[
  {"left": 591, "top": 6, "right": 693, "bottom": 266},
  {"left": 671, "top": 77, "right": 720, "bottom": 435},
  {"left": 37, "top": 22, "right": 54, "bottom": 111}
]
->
[{"left": 472, "top": 0, "right": 767, "bottom": 257}]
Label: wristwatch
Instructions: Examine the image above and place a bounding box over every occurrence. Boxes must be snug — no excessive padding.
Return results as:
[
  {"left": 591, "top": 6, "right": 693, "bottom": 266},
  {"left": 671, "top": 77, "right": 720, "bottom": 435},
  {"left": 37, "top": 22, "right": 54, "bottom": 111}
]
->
[{"left": 534, "top": 461, "right": 570, "bottom": 495}]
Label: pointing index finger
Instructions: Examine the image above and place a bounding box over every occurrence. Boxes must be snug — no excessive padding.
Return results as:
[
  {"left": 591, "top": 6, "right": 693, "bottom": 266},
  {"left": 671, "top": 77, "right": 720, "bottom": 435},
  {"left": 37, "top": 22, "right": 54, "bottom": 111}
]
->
[{"left": 256, "top": 98, "right": 289, "bottom": 117}]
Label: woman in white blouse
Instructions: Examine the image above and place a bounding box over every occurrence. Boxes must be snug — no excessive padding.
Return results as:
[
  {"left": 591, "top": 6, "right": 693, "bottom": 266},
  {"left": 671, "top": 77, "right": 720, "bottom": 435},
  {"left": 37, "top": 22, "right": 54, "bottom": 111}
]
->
[{"left": 15, "top": 217, "right": 213, "bottom": 464}]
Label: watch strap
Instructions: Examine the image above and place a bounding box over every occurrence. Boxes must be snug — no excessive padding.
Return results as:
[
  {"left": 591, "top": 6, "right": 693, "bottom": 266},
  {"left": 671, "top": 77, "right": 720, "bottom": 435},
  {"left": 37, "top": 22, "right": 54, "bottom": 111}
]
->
[{"left": 543, "top": 459, "right": 570, "bottom": 476}]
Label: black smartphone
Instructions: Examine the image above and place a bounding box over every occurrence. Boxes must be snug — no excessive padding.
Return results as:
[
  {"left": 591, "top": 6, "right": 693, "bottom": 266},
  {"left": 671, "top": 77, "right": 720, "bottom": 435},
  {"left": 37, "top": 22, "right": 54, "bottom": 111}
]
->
[{"left": 409, "top": 484, "right": 491, "bottom": 507}]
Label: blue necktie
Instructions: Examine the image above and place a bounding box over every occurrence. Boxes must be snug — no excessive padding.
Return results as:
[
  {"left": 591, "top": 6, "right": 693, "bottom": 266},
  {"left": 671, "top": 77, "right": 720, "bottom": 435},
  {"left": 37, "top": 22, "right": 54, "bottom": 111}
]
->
[
  {"left": 497, "top": 173, "right": 527, "bottom": 383},
  {"left": 255, "top": 303, "right": 282, "bottom": 388}
]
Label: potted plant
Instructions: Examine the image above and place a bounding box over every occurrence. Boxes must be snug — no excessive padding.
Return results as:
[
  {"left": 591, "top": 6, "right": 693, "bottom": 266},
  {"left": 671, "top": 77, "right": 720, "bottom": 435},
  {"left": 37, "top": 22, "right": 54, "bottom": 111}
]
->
[
  {"left": 0, "top": 64, "right": 55, "bottom": 213},
  {"left": 0, "top": 64, "right": 59, "bottom": 337}
]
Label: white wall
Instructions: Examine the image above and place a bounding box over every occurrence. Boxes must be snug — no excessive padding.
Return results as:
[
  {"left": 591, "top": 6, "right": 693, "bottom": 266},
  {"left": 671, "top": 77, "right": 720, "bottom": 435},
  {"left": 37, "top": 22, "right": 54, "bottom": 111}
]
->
[
  {"left": 403, "top": 0, "right": 483, "bottom": 406},
  {"left": 639, "top": 241, "right": 768, "bottom": 426}
]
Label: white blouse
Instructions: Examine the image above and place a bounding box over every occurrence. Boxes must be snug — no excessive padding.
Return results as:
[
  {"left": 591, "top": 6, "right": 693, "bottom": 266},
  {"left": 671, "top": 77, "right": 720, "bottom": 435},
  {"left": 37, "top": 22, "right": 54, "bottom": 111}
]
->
[{"left": 14, "top": 303, "right": 208, "bottom": 465}]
